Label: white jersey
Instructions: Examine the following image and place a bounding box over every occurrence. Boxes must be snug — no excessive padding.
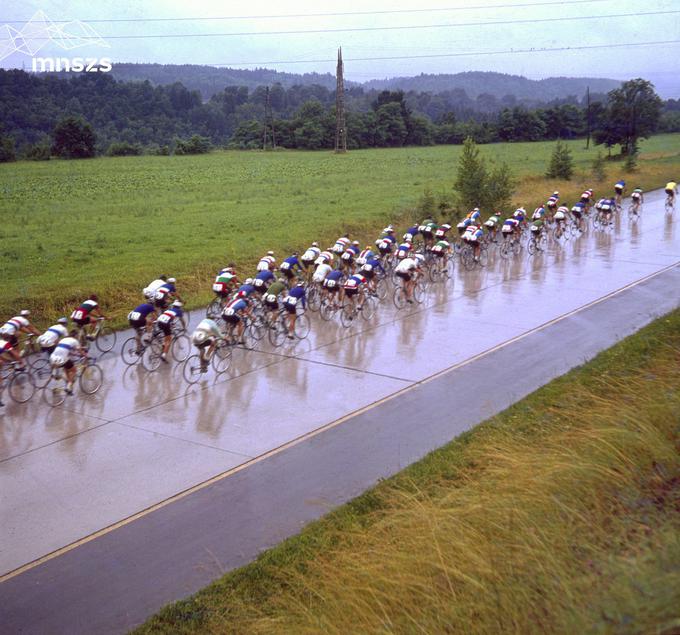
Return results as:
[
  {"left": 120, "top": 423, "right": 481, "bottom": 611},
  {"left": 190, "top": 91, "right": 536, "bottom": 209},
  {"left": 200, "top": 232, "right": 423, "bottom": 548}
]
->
[
  {"left": 192, "top": 319, "right": 221, "bottom": 345},
  {"left": 0, "top": 316, "right": 30, "bottom": 337},
  {"left": 312, "top": 263, "right": 332, "bottom": 283},
  {"left": 50, "top": 336, "right": 80, "bottom": 366},
  {"left": 396, "top": 257, "right": 417, "bottom": 273},
  {"left": 143, "top": 279, "right": 166, "bottom": 299},
  {"left": 302, "top": 247, "right": 320, "bottom": 261},
  {"left": 38, "top": 324, "right": 68, "bottom": 348},
  {"left": 257, "top": 256, "right": 275, "bottom": 271}
]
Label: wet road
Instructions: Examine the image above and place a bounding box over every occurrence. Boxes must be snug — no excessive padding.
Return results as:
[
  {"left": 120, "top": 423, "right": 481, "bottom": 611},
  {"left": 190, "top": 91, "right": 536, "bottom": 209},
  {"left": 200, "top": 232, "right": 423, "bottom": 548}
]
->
[{"left": 1, "top": 190, "right": 679, "bottom": 633}]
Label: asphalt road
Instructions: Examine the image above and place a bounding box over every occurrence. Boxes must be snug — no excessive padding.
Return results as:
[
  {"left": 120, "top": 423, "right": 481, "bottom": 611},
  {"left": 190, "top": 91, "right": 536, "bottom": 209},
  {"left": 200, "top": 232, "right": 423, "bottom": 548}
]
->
[{"left": 1, "top": 189, "right": 679, "bottom": 633}]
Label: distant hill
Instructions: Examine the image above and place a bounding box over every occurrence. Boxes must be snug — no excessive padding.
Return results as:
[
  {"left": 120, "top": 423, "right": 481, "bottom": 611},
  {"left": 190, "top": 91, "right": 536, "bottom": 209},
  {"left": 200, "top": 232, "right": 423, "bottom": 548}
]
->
[
  {"left": 109, "top": 63, "right": 339, "bottom": 99},
  {"left": 362, "top": 71, "right": 621, "bottom": 101},
  {"left": 106, "top": 64, "right": 620, "bottom": 103}
]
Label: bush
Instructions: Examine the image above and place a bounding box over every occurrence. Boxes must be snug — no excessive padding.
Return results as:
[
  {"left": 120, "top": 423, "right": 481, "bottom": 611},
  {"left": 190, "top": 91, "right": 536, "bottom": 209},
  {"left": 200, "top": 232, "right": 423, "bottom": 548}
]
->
[
  {"left": 0, "top": 134, "right": 16, "bottom": 162},
  {"left": 591, "top": 151, "right": 607, "bottom": 182},
  {"left": 24, "top": 142, "right": 51, "bottom": 161},
  {"left": 107, "top": 141, "right": 143, "bottom": 157},
  {"left": 51, "top": 116, "right": 96, "bottom": 159},
  {"left": 546, "top": 140, "right": 574, "bottom": 180},
  {"left": 174, "top": 135, "right": 212, "bottom": 155}
]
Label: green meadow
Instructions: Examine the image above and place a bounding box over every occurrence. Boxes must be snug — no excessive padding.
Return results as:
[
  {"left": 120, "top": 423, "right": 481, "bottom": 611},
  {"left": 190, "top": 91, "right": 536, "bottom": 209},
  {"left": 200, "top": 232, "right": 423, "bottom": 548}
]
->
[{"left": 1, "top": 134, "right": 679, "bottom": 323}]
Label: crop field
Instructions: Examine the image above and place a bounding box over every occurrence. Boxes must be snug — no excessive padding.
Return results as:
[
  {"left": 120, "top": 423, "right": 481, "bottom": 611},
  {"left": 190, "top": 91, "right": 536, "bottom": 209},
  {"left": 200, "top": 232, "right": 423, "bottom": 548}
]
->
[{"left": 1, "top": 134, "right": 679, "bottom": 324}]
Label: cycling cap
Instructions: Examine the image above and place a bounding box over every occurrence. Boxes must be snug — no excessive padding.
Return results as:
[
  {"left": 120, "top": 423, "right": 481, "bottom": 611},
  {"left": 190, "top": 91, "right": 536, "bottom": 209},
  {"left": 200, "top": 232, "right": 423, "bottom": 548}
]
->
[
  {"left": 168, "top": 277, "right": 176, "bottom": 283},
  {"left": 245, "top": 278, "right": 253, "bottom": 285},
  {"left": 296, "top": 281, "right": 304, "bottom": 287},
  {"left": 20, "top": 309, "right": 30, "bottom": 316},
  {"left": 553, "top": 191, "right": 559, "bottom": 196},
  {"left": 352, "top": 240, "right": 360, "bottom": 245},
  {"left": 172, "top": 300, "right": 183, "bottom": 307},
  {"left": 312, "top": 242, "right": 319, "bottom": 247},
  {"left": 57, "top": 317, "right": 68, "bottom": 325},
  {"left": 267, "top": 251, "right": 274, "bottom": 256}
]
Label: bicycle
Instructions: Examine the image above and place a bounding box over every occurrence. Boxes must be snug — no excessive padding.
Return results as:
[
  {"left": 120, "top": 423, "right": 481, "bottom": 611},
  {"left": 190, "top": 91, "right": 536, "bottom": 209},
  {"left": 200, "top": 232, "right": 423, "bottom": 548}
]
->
[
  {"left": 43, "top": 356, "right": 103, "bottom": 407},
  {"left": 268, "top": 308, "right": 311, "bottom": 346},
  {"left": 182, "top": 338, "right": 232, "bottom": 384},
  {"left": 140, "top": 323, "right": 191, "bottom": 372},
  {"left": 340, "top": 289, "right": 377, "bottom": 328},
  {"left": 460, "top": 242, "right": 488, "bottom": 271},
  {"left": 665, "top": 194, "right": 675, "bottom": 214},
  {"left": 319, "top": 294, "right": 342, "bottom": 321},
  {"left": 393, "top": 273, "right": 427, "bottom": 310},
  {"left": 628, "top": 199, "right": 642, "bottom": 220},
  {"left": 76, "top": 317, "right": 116, "bottom": 353},
  {"left": 15, "top": 334, "right": 52, "bottom": 388},
  {"left": 527, "top": 229, "right": 548, "bottom": 256},
  {"left": 0, "top": 361, "right": 35, "bottom": 404},
  {"left": 499, "top": 234, "right": 522, "bottom": 259},
  {"left": 428, "top": 253, "right": 454, "bottom": 282}
]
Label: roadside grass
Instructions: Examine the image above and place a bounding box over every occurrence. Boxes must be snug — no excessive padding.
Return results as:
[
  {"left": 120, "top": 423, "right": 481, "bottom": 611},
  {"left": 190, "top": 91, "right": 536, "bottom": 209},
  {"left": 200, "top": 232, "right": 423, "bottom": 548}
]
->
[
  {"left": 135, "top": 310, "right": 680, "bottom": 634},
  {"left": 1, "top": 134, "right": 679, "bottom": 328}
]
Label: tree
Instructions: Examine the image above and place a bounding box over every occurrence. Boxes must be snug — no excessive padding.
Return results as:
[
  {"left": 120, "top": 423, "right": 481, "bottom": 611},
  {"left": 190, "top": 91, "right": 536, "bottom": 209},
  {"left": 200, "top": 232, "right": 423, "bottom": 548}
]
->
[
  {"left": 0, "top": 129, "right": 16, "bottom": 162},
  {"left": 486, "top": 161, "right": 515, "bottom": 210},
  {"left": 174, "top": 134, "right": 212, "bottom": 154},
  {"left": 591, "top": 151, "right": 607, "bottom": 182},
  {"left": 593, "top": 79, "right": 662, "bottom": 155},
  {"left": 51, "top": 116, "right": 96, "bottom": 158},
  {"left": 375, "top": 102, "right": 407, "bottom": 147},
  {"left": 546, "top": 140, "right": 574, "bottom": 180},
  {"left": 454, "top": 137, "right": 488, "bottom": 210}
]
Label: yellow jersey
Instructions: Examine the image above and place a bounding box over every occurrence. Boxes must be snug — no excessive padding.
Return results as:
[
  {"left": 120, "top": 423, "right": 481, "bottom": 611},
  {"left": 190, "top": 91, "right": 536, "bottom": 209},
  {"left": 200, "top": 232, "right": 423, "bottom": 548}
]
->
[{"left": 666, "top": 182, "right": 677, "bottom": 190}]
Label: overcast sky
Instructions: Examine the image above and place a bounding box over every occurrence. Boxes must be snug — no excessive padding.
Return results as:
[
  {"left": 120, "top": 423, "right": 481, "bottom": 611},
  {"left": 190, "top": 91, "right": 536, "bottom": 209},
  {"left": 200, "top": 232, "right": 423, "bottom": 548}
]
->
[{"left": 2, "top": 0, "right": 678, "bottom": 95}]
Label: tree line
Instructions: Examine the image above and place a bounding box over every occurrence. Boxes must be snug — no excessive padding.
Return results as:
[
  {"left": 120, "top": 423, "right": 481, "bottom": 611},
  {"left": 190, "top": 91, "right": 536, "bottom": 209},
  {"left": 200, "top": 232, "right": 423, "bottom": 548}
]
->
[{"left": 0, "top": 69, "right": 673, "bottom": 161}]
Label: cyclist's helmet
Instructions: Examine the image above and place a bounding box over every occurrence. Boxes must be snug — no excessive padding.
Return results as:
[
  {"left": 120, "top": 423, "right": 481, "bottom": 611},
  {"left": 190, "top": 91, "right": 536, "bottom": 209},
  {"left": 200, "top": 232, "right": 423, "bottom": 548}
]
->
[
  {"left": 553, "top": 191, "right": 559, "bottom": 196},
  {"left": 403, "top": 233, "right": 413, "bottom": 242},
  {"left": 172, "top": 300, "right": 183, "bottom": 307},
  {"left": 352, "top": 240, "right": 360, "bottom": 246},
  {"left": 267, "top": 250, "right": 275, "bottom": 256},
  {"left": 414, "top": 253, "right": 425, "bottom": 264},
  {"left": 57, "top": 317, "right": 68, "bottom": 325},
  {"left": 384, "top": 225, "right": 394, "bottom": 234},
  {"left": 245, "top": 278, "right": 253, "bottom": 285},
  {"left": 296, "top": 281, "right": 304, "bottom": 287},
  {"left": 20, "top": 309, "right": 30, "bottom": 316},
  {"left": 311, "top": 241, "right": 319, "bottom": 247},
  {"left": 168, "top": 278, "right": 176, "bottom": 283}
]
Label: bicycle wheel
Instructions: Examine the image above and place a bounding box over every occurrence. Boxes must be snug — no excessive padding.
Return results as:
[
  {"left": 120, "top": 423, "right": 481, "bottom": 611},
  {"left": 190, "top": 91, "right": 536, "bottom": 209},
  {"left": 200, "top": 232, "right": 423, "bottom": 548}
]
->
[
  {"left": 9, "top": 371, "right": 35, "bottom": 403},
  {"left": 121, "top": 337, "right": 142, "bottom": 366},
  {"left": 206, "top": 298, "right": 222, "bottom": 320},
  {"left": 375, "top": 277, "right": 388, "bottom": 301},
  {"left": 294, "top": 313, "right": 311, "bottom": 339},
  {"left": 43, "top": 375, "right": 66, "bottom": 407},
  {"left": 361, "top": 297, "right": 377, "bottom": 320},
  {"left": 212, "top": 344, "right": 232, "bottom": 374},
  {"left": 183, "top": 354, "right": 204, "bottom": 384},
  {"left": 461, "top": 248, "right": 475, "bottom": 271},
  {"left": 142, "top": 337, "right": 164, "bottom": 372},
  {"left": 428, "top": 263, "right": 441, "bottom": 283},
  {"left": 393, "top": 286, "right": 407, "bottom": 310},
  {"left": 413, "top": 282, "right": 427, "bottom": 304},
  {"left": 340, "top": 303, "right": 355, "bottom": 328},
  {"left": 80, "top": 363, "right": 103, "bottom": 394},
  {"left": 171, "top": 334, "right": 191, "bottom": 362},
  {"left": 478, "top": 248, "right": 489, "bottom": 267},
  {"left": 95, "top": 325, "right": 116, "bottom": 353},
  {"left": 499, "top": 240, "right": 511, "bottom": 260},
  {"left": 268, "top": 319, "right": 287, "bottom": 347},
  {"left": 527, "top": 238, "right": 537, "bottom": 256},
  {"left": 31, "top": 357, "right": 52, "bottom": 389},
  {"left": 242, "top": 324, "right": 257, "bottom": 350},
  {"left": 307, "top": 286, "right": 321, "bottom": 312}
]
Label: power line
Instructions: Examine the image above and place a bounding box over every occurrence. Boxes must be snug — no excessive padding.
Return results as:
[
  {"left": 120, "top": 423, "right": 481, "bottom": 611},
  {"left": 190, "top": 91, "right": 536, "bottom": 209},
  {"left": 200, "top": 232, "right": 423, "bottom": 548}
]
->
[
  {"left": 7, "top": 9, "right": 676, "bottom": 40},
  {"left": 0, "top": 0, "right": 619, "bottom": 24},
  {"left": 198, "top": 39, "right": 680, "bottom": 67}
]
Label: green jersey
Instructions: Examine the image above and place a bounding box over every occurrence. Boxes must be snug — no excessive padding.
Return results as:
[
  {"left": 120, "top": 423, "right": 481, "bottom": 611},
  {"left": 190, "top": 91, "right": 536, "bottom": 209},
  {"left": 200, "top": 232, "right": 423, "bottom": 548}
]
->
[{"left": 265, "top": 281, "right": 286, "bottom": 298}]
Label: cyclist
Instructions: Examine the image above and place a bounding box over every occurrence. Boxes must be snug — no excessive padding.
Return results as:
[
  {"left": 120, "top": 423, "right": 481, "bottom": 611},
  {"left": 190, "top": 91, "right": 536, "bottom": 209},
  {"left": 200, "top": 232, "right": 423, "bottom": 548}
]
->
[
  {"left": 71, "top": 295, "right": 107, "bottom": 340},
  {"left": 153, "top": 278, "right": 182, "bottom": 311},
  {"left": 553, "top": 205, "right": 569, "bottom": 232},
  {"left": 375, "top": 227, "right": 396, "bottom": 258},
  {"left": 263, "top": 278, "right": 288, "bottom": 321},
  {"left": 419, "top": 217, "right": 438, "bottom": 248},
  {"left": 212, "top": 266, "right": 238, "bottom": 299},
  {"left": 143, "top": 275, "right": 168, "bottom": 301},
  {"left": 395, "top": 253, "right": 424, "bottom": 303},
  {"left": 462, "top": 222, "right": 484, "bottom": 261},
  {"left": 300, "top": 242, "right": 321, "bottom": 273},
  {"left": 312, "top": 260, "right": 333, "bottom": 285},
  {"left": 237, "top": 278, "right": 257, "bottom": 298},
  {"left": 546, "top": 191, "right": 559, "bottom": 216},
  {"left": 191, "top": 318, "right": 225, "bottom": 372},
  {"left": 1, "top": 309, "right": 41, "bottom": 347},
  {"left": 614, "top": 180, "right": 626, "bottom": 207},
  {"left": 221, "top": 291, "right": 252, "bottom": 344},
  {"left": 257, "top": 251, "right": 276, "bottom": 272},
  {"left": 665, "top": 181, "right": 678, "bottom": 207},
  {"left": 513, "top": 206, "right": 528, "bottom": 223},
  {"left": 342, "top": 272, "right": 369, "bottom": 316},
  {"left": 595, "top": 197, "right": 615, "bottom": 225},
  {"left": 571, "top": 201, "right": 587, "bottom": 229},
  {"left": 37, "top": 317, "right": 69, "bottom": 356},
  {"left": 280, "top": 253, "right": 302, "bottom": 282},
  {"left": 359, "top": 252, "right": 386, "bottom": 294},
  {"left": 49, "top": 329, "right": 87, "bottom": 395},
  {"left": 484, "top": 212, "right": 504, "bottom": 242},
  {"left": 403, "top": 224, "right": 420, "bottom": 243},
  {"left": 431, "top": 238, "right": 451, "bottom": 273},
  {"left": 580, "top": 189, "right": 594, "bottom": 205},
  {"left": 314, "top": 248, "right": 335, "bottom": 268},
  {"left": 323, "top": 269, "right": 345, "bottom": 306},
  {"left": 127, "top": 303, "right": 158, "bottom": 352},
  {"left": 630, "top": 187, "right": 644, "bottom": 212},
  {"left": 456, "top": 216, "right": 473, "bottom": 236},
  {"left": 156, "top": 300, "right": 186, "bottom": 362},
  {"left": 332, "top": 234, "right": 351, "bottom": 256},
  {"left": 356, "top": 245, "right": 375, "bottom": 267},
  {"left": 283, "top": 282, "right": 306, "bottom": 338},
  {"left": 396, "top": 240, "right": 412, "bottom": 261},
  {"left": 502, "top": 217, "right": 521, "bottom": 240},
  {"left": 529, "top": 217, "right": 546, "bottom": 247},
  {"left": 533, "top": 204, "right": 547, "bottom": 223},
  {"left": 340, "top": 241, "right": 361, "bottom": 274},
  {"left": 253, "top": 268, "right": 275, "bottom": 295},
  {"left": 434, "top": 223, "right": 452, "bottom": 241}
]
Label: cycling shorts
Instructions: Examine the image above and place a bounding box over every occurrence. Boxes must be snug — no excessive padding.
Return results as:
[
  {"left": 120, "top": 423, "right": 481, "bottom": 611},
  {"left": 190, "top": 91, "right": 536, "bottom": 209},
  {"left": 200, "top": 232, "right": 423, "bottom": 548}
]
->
[
  {"left": 283, "top": 299, "right": 298, "bottom": 314},
  {"left": 158, "top": 322, "right": 173, "bottom": 336},
  {"left": 129, "top": 318, "right": 146, "bottom": 330},
  {"left": 73, "top": 316, "right": 91, "bottom": 327},
  {"left": 343, "top": 287, "right": 359, "bottom": 297},
  {"left": 396, "top": 271, "right": 411, "bottom": 281},
  {"left": 615, "top": 186, "right": 624, "bottom": 194},
  {"left": 666, "top": 188, "right": 674, "bottom": 197},
  {"left": 323, "top": 279, "right": 339, "bottom": 291}
]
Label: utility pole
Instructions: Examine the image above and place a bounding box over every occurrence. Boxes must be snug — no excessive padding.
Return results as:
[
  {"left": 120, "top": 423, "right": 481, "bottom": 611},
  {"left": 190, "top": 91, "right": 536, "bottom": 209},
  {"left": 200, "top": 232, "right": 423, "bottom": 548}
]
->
[
  {"left": 335, "top": 47, "right": 347, "bottom": 153},
  {"left": 585, "top": 86, "right": 591, "bottom": 149},
  {"left": 263, "top": 86, "right": 276, "bottom": 150}
]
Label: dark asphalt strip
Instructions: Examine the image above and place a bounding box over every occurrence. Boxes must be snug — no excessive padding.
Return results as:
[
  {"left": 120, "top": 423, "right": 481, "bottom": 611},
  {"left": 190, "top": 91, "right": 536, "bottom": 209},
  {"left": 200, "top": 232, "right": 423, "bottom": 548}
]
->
[{"left": 1, "top": 265, "right": 678, "bottom": 635}]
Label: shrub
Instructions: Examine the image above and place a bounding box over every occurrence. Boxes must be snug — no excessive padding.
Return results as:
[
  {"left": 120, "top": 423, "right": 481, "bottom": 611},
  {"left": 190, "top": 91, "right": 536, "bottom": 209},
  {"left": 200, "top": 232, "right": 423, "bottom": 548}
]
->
[
  {"left": 24, "top": 142, "right": 51, "bottom": 161},
  {"left": 107, "top": 141, "right": 143, "bottom": 157},
  {"left": 174, "top": 135, "right": 212, "bottom": 155},
  {"left": 546, "top": 140, "right": 574, "bottom": 180}
]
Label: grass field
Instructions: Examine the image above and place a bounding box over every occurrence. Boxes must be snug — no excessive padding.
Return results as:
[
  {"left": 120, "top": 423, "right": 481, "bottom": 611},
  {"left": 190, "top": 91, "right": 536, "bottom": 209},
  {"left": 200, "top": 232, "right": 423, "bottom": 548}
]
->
[
  {"left": 1, "top": 134, "right": 679, "bottom": 325},
  {"left": 136, "top": 309, "right": 680, "bottom": 634}
]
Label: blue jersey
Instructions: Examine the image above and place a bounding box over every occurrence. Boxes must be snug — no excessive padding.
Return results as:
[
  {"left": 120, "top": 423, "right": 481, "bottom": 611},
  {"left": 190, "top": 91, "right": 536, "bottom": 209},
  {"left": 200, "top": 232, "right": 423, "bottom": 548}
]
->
[
  {"left": 405, "top": 226, "right": 419, "bottom": 236},
  {"left": 327, "top": 270, "right": 344, "bottom": 281},
  {"left": 615, "top": 180, "right": 625, "bottom": 189},
  {"left": 287, "top": 286, "right": 306, "bottom": 308},
  {"left": 160, "top": 283, "right": 176, "bottom": 294},
  {"left": 347, "top": 245, "right": 360, "bottom": 255},
  {"left": 238, "top": 283, "right": 256, "bottom": 296},
  {"left": 133, "top": 303, "right": 155, "bottom": 317},
  {"left": 379, "top": 234, "right": 396, "bottom": 244},
  {"left": 283, "top": 256, "right": 300, "bottom": 267},
  {"left": 366, "top": 257, "right": 385, "bottom": 273},
  {"left": 255, "top": 270, "right": 274, "bottom": 283}
]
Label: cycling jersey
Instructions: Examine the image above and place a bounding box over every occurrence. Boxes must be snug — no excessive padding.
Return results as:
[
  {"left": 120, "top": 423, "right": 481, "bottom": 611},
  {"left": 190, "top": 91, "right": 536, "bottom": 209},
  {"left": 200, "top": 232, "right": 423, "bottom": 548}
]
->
[
  {"left": 432, "top": 240, "right": 450, "bottom": 255},
  {"left": 284, "top": 286, "right": 306, "bottom": 311},
  {"left": 632, "top": 189, "right": 643, "bottom": 199},
  {"left": 313, "top": 263, "right": 333, "bottom": 283},
  {"left": 580, "top": 190, "right": 593, "bottom": 201},
  {"left": 157, "top": 307, "right": 182, "bottom": 325},
  {"left": 237, "top": 283, "right": 256, "bottom": 297},
  {"left": 215, "top": 271, "right": 237, "bottom": 284},
  {"left": 356, "top": 248, "right": 374, "bottom": 265},
  {"left": 0, "top": 340, "right": 14, "bottom": 354},
  {"left": 314, "top": 251, "right": 334, "bottom": 266},
  {"left": 38, "top": 324, "right": 68, "bottom": 348},
  {"left": 254, "top": 270, "right": 274, "bottom": 290},
  {"left": 281, "top": 255, "right": 300, "bottom": 271},
  {"left": 531, "top": 220, "right": 544, "bottom": 232},
  {"left": 327, "top": 270, "right": 344, "bottom": 281},
  {"left": 301, "top": 247, "right": 320, "bottom": 262},
  {"left": 554, "top": 206, "right": 569, "bottom": 220},
  {"left": 257, "top": 256, "right": 275, "bottom": 271},
  {"left": 485, "top": 215, "right": 502, "bottom": 228},
  {"left": 71, "top": 299, "right": 98, "bottom": 322},
  {"left": 463, "top": 225, "right": 483, "bottom": 242},
  {"left": 614, "top": 180, "right": 625, "bottom": 191},
  {"left": 265, "top": 281, "right": 286, "bottom": 302},
  {"left": 375, "top": 238, "right": 394, "bottom": 253},
  {"left": 513, "top": 209, "right": 526, "bottom": 221},
  {"left": 666, "top": 182, "right": 677, "bottom": 191},
  {"left": 502, "top": 218, "right": 519, "bottom": 233},
  {"left": 153, "top": 284, "right": 175, "bottom": 304},
  {"left": 547, "top": 196, "right": 559, "bottom": 207},
  {"left": 395, "top": 257, "right": 417, "bottom": 273},
  {"left": 222, "top": 298, "right": 248, "bottom": 321},
  {"left": 533, "top": 207, "right": 545, "bottom": 220},
  {"left": 50, "top": 336, "right": 80, "bottom": 366},
  {"left": 0, "top": 316, "right": 29, "bottom": 338},
  {"left": 128, "top": 303, "right": 155, "bottom": 326},
  {"left": 143, "top": 278, "right": 166, "bottom": 299},
  {"left": 193, "top": 318, "right": 222, "bottom": 339},
  {"left": 344, "top": 274, "right": 367, "bottom": 292},
  {"left": 396, "top": 243, "right": 411, "bottom": 259},
  {"left": 361, "top": 257, "right": 385, "bottom": 278},
  {"left": 571, "top": 202, "right": 586, "bottom": 216}
]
